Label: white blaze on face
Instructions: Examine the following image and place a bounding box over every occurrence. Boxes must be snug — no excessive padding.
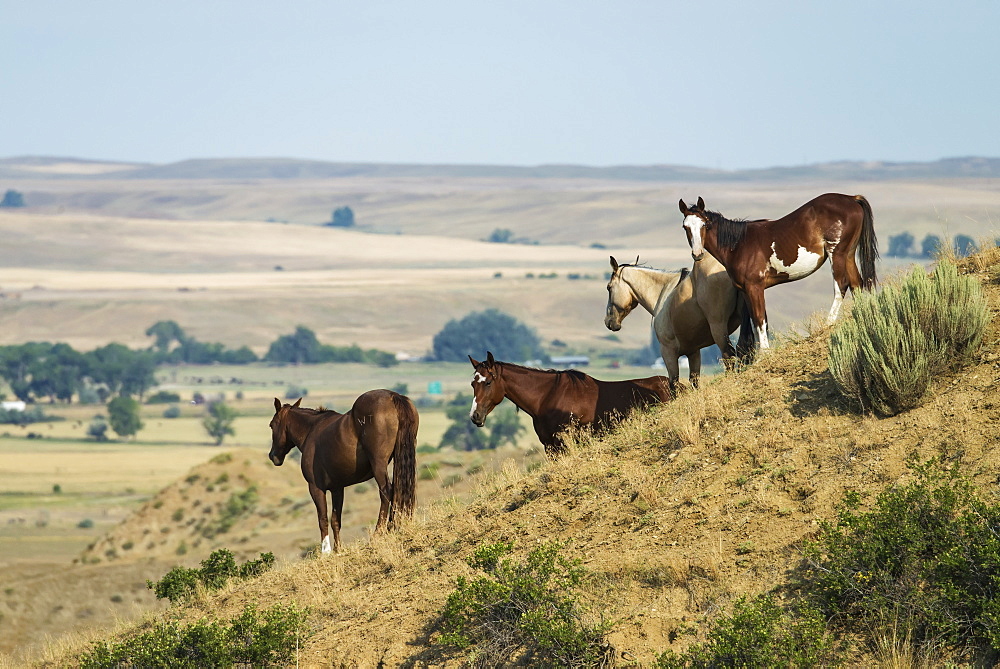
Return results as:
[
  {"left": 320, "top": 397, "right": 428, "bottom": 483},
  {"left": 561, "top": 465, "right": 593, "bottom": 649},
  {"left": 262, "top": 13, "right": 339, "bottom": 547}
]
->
[
  {"left": 469, "top": 395, "right": 479, "bottom": 420},
  {"left": 470, "top": 373, "right": 487, "bottom": 420},
  {"left": 321, "top": 535, "right": 332, "bottom": 554},
  {"left": 768, "top": 243, "right": 822, "bottom": 279},
  {"left": 683, "top": 214, "right": 706, "bottom": 257}
]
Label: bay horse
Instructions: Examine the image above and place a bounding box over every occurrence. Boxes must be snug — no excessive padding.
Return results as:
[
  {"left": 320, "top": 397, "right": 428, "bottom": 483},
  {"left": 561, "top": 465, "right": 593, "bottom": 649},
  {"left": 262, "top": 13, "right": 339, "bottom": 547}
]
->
[
  {"left": 468, "top": 351, "right": 672, "bottom": 455},
  {"left": 605, "top": 254, "right": 753, "bottom": 391},
  {"left": 679, "top": 193, "right": 878, "bottom": 350},
  {"left": 268, "top": 390, "right": 418, "bottom": 553}
]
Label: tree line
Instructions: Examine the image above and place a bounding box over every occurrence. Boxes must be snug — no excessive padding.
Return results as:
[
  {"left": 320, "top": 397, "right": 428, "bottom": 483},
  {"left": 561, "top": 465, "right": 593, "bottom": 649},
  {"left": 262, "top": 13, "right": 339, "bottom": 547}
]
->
[
  {"left": 0, "top": 322, "right": 398, "bottom": 405},
  {"left": 886, "top": 232, "right": 987, "bottom": 259}
]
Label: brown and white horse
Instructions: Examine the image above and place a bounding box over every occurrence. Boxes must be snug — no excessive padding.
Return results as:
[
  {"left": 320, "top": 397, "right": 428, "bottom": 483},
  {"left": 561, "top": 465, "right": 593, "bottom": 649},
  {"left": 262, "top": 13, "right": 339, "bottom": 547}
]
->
[
  {"left": 468, "top": 351, "right": 671, "bottom": 455},
  {"left": 605, "top": 255, "right": 752, "bottom": 391},
  {"left": 679, "top": 194, "right": 878, "bottom": 350}
]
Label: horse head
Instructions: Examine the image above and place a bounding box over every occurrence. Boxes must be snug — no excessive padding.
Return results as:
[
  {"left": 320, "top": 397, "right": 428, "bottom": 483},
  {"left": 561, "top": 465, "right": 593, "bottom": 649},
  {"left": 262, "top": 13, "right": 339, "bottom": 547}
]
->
[
  {"left": 605, "top": 255, "right": 639, "bottom": 331},
  {"left": 679, "top": 196, "right": 709, "bottom": 261},
  {"left": 467, "top": 351, "right": 504, "bottom": 427},
  {"left": 268, "top": 396, "right": 302, "bottom": 466}
]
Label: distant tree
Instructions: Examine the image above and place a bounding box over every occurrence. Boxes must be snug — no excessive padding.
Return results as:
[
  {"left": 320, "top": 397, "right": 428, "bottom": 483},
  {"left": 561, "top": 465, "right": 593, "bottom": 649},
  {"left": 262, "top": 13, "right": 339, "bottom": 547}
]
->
[
  {"left": 921, "top": 234, "right": 944, "bottom": 258},
  {"left": 486, "top": 228, "right": 514, "bottom": 243},
  {"left": 107, "top": 396, "right": 143, "bottom": 439},
  {"left": 0, "top": 189, "right": 25, "bottom": 208},
  {"left": 328, "top": 206, "right": 355, "bottom": 227},
  {"left": 887, "top": 232, "right": 915, "bottom": 258},
  {"left": 264, "top": 326, "right": 322, "bottom": 364},
  {"left": 86, "top": 418, "right": 109, "bottom": 442},
  {"left": 145, "top": 320, "right": 187, "bottom": 353},
  {"left": 486, "top": 404, "right": 526, "bottom": 448},
  {"left": 440, "top": 394, "right": 489, "bottom": 451},
  {"left": 432, "top": 309, "right": 545, "bottom": 363},
  {"left": 203, "top": 401, "right": 238, "bottom": 445},
  {"left": 953, "top": 234, "right": 978, "bottom": 258}
]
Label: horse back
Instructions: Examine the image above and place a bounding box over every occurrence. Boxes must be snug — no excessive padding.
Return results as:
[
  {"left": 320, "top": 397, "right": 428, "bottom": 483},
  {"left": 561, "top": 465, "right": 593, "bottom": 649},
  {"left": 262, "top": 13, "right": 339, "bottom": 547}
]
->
[{"left": 593, "top": 376, "right": 671, "bottom": 424}]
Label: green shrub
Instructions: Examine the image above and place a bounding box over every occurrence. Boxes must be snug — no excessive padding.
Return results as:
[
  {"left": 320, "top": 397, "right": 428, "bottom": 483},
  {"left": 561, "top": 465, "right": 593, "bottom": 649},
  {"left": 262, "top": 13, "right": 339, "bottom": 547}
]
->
[
  {"left": 799, "top": 460, "right": 1000, "bottom": 655},
  {"left": 147, "top": 548, "right": 275, "bottom": 603},
  {"left": 437, "top": 540, "right": 612, "bottom": 667},
  {"left": 655, "top": 594, "right": 833, "bottom": 668},
  {"left": 78, "top": 603, "right": 308, "bottom": 668},
  {"left": 829, "top": 261, "right": 987, "bottom": 415}
]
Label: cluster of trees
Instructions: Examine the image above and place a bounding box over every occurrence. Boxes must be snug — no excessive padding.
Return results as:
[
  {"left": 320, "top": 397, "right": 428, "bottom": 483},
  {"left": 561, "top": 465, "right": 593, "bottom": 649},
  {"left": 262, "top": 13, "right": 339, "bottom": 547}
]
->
[
  {"left": 0, "top": 322, "right": 397, "bottom": 405},
  {"left": 1, "top": 189, "right": 25, "bottom": 207},
  {"left": 439, "top": 393, "right": 525, "bottom": 451},
  {"left": 886, "top": 232, "right": 983, "bottom": 259},
  {"left": 0, "top": 342, "right": 157, "bottom": 404},
  {"left": 432, "top": 309, "right": 546, "bottom": 363},
  {"left": 326, "top": 206, "right": 355, "bottom": 227}
]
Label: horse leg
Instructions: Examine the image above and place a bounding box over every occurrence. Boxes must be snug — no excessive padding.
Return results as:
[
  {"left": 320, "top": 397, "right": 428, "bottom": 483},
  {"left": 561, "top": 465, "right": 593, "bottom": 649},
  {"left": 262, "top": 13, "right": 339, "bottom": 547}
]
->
[
  {"left": 308, "top": 484, "right": 332, "bottom": 554},
  {"left": 708, "top": 319, "right": 737, "bottom": 371},
  {"left": 744, "top": 287, "right": 770, "bottom": 351},
  {"left": 660, "top": 343, "right": 681, "bottom": 394},
  {"left": 330, "top": 487, "right": 345, "bottom": 553},
  {"left": 370, "top": 465, "right": 393, "bottom": 535},
  {"left": 828, "top": 253, "right": 860, "bottom": 325},
  {"left": 687, "top": 349, "right": 703, "bottom": 389}
]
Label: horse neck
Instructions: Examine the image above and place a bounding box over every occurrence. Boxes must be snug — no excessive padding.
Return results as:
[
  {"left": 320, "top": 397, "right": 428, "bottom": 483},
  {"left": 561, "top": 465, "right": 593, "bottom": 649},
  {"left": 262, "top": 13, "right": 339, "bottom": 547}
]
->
[
  {"left": 622, "top": 266, "right": 683, "bottom": 314},
  {"left": 497, "top": 364, "right": 557, "bottom": 418},
  {"left": 284, "top": 408, "right": 333, "bottom": 449}
]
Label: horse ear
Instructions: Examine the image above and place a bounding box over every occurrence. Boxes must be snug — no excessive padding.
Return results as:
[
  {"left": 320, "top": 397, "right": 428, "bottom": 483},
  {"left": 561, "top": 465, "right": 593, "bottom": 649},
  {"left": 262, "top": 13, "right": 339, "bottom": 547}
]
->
[
  {"left": 609, "top": 256, "right": 618, "bottom": 271},
  {"left": 697, "top": 196, "right": 705, "bottom": 211},
  {"left": 468, "top": 354, "right": 479, "bottom": 367},
  {"left": 293, "top": 397, "right": 302, "bottom": 407},
  {"left": 274, "top": 397, "right": 281, "bottom": 412},
  {"left": 678, "top": 199, "right": 689, "bottom": 215},
  {"left": 486, "top": 351, "right": 495, "bottom": 365}
]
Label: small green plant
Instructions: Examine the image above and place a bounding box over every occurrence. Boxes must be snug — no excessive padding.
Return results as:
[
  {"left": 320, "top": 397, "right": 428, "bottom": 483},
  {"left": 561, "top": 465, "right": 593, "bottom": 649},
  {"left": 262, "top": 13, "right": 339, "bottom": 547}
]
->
[
  {"left": 77, "top": 603, "right": 308, "bottom": 668},
  {"left": 437, "top": 540, "right": 612, "bottom": 667},
  {"left": 146, "top": 548, "right": 275, "bottom": 603},
  {"left": 829, "top": 261, "right": 988, "bottom": 416},
  {"left": 654, "top": 594, "right": 833, "bottom": 668},
  {"left": 799, "top": 460, "right": 1000, "bottom": 655}
]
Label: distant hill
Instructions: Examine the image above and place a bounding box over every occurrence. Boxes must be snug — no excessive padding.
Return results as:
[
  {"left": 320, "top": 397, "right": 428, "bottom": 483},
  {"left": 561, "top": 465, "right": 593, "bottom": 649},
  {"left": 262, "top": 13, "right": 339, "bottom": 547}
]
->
[{"left": 2, "top": 155, "right": 998, "bottom": 181}]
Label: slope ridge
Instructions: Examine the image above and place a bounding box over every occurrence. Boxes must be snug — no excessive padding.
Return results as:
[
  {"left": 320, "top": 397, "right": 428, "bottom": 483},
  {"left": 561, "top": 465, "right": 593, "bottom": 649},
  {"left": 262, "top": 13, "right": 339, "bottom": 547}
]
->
[{"left": 44, "top": 251, "right": 1000, "bottom": 667}]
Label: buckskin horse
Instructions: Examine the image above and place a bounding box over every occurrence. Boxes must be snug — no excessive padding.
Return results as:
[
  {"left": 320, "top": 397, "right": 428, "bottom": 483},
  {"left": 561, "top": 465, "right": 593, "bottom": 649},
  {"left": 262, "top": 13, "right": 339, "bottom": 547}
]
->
[
  {"left": 678, "top": 194, "right": 878, "bottom": 350},
  {"left": 268, "top": 390, "right": 418, "bottom": 553},
  {"left": 605, "top": 255, "right": 753, "bottom": 391},
  {"left": 468, "top": 351, "right": 672, "bottom": 455}
]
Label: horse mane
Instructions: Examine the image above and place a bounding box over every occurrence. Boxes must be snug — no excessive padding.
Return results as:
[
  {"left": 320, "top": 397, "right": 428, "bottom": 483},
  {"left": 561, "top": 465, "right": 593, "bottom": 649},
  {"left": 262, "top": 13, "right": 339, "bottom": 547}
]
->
[
  {"left": 704, "top": 208, "right": 751, "bottom": 251},
  {"left": 496, "top": 360, "right": 590, "bottom": 381}
]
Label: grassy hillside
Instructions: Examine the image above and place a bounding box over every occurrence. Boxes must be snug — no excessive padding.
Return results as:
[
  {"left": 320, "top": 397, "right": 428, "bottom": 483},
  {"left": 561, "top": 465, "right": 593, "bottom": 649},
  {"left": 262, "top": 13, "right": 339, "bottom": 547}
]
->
[{"left": 22, "top": 247, "right": 1000, "bottom": 667}]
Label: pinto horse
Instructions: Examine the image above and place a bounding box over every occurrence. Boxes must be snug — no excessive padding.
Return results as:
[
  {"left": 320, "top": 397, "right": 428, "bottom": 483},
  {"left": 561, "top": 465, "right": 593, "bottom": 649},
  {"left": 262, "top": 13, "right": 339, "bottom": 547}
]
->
[
  {"left": 268, "top": 390, "right": 418, "bottom": 553},
  {"left": 679, "top": 193, "right": 878, "bottom": 350},
  {"left": 468, "top": 351, "right": 671, "bottom": 455},
  {"left": 605, "top": 254, "right": 752, "bottom": 391}
]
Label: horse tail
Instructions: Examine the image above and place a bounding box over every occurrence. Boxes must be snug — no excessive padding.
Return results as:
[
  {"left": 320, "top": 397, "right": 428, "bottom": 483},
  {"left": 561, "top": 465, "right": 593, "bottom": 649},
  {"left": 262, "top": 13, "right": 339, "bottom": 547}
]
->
[
  {"left": 734, "top": 291, "right": 757, "bottom": 363},
  {"left": 855, "top": 195, "right": 879, "bottom": 290},
  {"left": 389, "top": 393, "right": 418, "bottom": 523}
]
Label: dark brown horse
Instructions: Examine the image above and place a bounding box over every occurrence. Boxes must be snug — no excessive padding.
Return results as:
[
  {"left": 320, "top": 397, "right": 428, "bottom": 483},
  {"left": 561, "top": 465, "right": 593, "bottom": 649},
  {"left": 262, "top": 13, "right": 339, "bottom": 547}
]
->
[
  {"left": 468, "top": 351, "right": 672, "bottom": 455},
  {"left": 679, "top": 193, "right": 878, "bottom": 350},
  {"left": 268, "top": 390, "right": 418, "bottom": 553}
]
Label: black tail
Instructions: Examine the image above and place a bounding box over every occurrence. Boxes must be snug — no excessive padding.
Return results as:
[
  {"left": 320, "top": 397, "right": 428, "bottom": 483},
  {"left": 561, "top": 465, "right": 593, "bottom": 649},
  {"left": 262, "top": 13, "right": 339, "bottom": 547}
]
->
[
  {"left": 856, "top": 195, "right": 879, "bottom": 290},
  {"left": 389, "top": 393, "right": 418, "bottom": 527},
  {"left": 735, "top": 292, "right": 757, "bottom": 364}
]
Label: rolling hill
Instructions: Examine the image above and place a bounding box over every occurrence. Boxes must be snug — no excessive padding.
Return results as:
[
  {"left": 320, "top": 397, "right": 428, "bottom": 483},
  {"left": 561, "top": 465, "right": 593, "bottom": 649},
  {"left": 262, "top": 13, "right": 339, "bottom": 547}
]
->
[{"left": 27, "top": 246, "right": 1000, "bottom": 667}]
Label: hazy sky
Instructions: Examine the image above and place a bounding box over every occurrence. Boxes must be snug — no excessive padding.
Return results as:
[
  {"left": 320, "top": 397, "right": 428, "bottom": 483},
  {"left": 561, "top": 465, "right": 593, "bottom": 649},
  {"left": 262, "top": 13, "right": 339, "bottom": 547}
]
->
[{"left": 2, "top": 1, "right": 998, "bottom": 170}]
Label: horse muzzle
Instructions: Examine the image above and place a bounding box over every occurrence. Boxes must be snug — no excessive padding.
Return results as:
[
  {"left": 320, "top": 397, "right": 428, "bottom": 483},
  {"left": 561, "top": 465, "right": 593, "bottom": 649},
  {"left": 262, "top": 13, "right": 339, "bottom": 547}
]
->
[
  {"left": 470, "top": 414, "right": 486, "bottom": 428},
  {"left": 604, "top": 314, "right": 622, "bottom": 332},
  {"left": 691, "top": 250, "right": 705, "bottom": 262},
  {"left": 269, "top": 452, "right": 285, "bottom": 466}
]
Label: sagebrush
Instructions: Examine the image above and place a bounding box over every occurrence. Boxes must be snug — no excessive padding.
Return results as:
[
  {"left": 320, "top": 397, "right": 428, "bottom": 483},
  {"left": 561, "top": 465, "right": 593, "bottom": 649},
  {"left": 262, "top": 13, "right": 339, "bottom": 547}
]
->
[{"left": 829, "top": 260, "right": 987, "bottom": 415}]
